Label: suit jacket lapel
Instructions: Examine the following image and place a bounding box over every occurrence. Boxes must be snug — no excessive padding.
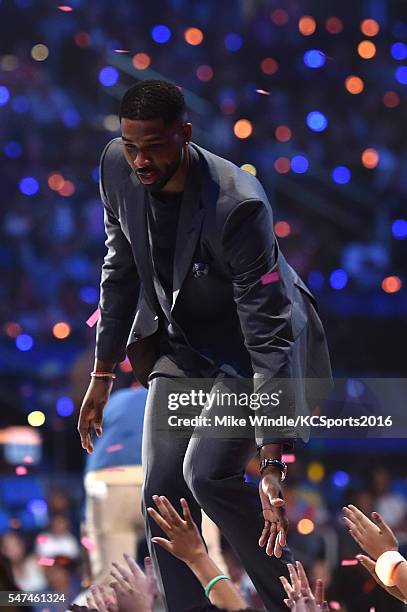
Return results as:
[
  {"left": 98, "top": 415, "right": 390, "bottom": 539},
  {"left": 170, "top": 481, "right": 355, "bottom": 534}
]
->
[
  {"left": 126, "top": 172, "right": 160, "bottom": 312},
  {"left": 172, "top": 145, "right": 204, "bottom": 311}
]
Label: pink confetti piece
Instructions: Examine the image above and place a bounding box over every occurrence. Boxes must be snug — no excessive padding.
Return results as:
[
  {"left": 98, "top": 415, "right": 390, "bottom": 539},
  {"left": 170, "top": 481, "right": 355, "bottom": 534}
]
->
[
  {"left": 16, "top": 466, "right": 27, "bottom": 476},
  {"left": 58, "top": 5, "right": 73, "bottom": 11},
  {"left": 106, "top": 443, "right": 124, "bottom": 453},
  {"left": 261, "top": 271, "right": 280, "bottom": 285},
  {"left": 105, "top": 467, "right": 126, "bottom": 472},
  {"left": 341, "top": 559, "right": 359, "bottom": 566},
  {"left": 282, "top": 453, "right": 296, "bottom": 464},
  {"left": 86, "top": 308, "right": 100, "bottom": 328},
  {"left": 114, "top": 49, "right": 130, "bottom": 53},
  {"left": 23, "top": 455, "right": 33, "bottom": 463},
  {"left": 38, "top": 557, "right": 55, "bottom": 567},
  {"left": 37, "top": 535, "right": 49, "bottom": 544},
  {"left": 370, "top": 608, "right": 375, "bottom": 612},
  {"left": 80, "top": 536, "right": 97, "bottom": 552},
  {"left": 256, "top": 89, "right": 271, "bottom": 95},
  {"left": 329, "top": 603, "right": 341, "bottom": 611}
]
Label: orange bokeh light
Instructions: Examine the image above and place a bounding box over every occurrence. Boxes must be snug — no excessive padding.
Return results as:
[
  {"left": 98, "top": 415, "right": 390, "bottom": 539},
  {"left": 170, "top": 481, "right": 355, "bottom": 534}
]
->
[
  {"left": 53, "top": 322, "right": 71, "bottom": 339},
  {"left": 274, "top": 157, "right": 290, "bottom": 174},
  {"left": 184, "top": 27, "right": 204, "bottom": 45},
  {"left": 360, "top": 19, "right": 380, "bottom": 36},
  {"left": 382, "top": 276, "right": 402, "bottom": 293},
  {"left": 297, "top": 518, "right": 315, "bottom": 535},
  {"left": 361, "top": 148, "right": 379, "bottom": 169},
  {"left": 325, "top": 17, "right": 343, "bottom": 34},
  {"left": 234, "top": 119, "right": 253, "bottom": 139},
  {"left": 298, "top": 16, "right": 317, "bottom": 36},
  {"left": 275, "top": 125, "right": 292, "bottom": 142},
  {"left": 260, "top": 57, "right": 278, "bottom": 75},
  {"left": 48, "top": 173, "right": 65, "bottom": 191},
  {"left": 345, "top": 76, "right": 364, "bottom": 94},
  {"left": 383, "top": 91, "right": 400, "bottom": 108},
  {"left": 58, "top": 180, "right": 75, "bottom": 197},
  {"left": 132, "top": 53, "right": 151, "bottom": 70},
  {"left": 275, "top": 221, "right": 291, "bottom": 238},
  {"left": 358, "top": 40, "right": 376, "bottom": 59}
]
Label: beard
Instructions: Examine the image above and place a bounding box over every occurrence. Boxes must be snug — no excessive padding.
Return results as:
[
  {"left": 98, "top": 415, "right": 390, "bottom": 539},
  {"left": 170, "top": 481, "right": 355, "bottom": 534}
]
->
[{"left": 139, "top": 148, "right": 184, "bottom": 193}]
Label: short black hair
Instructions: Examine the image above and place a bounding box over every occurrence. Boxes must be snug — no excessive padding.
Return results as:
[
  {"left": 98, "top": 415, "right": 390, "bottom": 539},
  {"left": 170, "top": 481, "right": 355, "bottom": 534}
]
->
[{"left": 119, "top": 79, "right": 187, "bottom": 126}]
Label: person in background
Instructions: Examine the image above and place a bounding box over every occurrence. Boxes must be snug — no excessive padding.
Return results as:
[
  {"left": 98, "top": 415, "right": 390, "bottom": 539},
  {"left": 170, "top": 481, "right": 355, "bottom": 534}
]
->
[
  {"left": 35, "top": 514, "right": 80, "bottom": 561},
  {"left": 0, "top": 531, "right": 47, "bottom": 592}
]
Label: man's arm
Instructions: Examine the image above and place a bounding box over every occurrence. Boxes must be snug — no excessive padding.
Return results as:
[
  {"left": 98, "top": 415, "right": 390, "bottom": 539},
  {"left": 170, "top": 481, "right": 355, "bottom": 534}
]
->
[{"left": 222, "top": 198, "right": 297, "bottom": 450}]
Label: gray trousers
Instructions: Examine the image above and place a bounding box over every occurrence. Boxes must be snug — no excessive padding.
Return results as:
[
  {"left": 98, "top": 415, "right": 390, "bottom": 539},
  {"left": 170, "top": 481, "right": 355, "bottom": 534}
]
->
[{"left": 142, "top": 353, "right": 293, "bottom": 612}]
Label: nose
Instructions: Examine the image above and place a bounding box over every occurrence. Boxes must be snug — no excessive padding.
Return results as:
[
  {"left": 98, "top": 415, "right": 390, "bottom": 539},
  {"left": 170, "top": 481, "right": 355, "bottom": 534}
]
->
[{"left": 133, "top": 150, "right": 152, "bottom": 169}]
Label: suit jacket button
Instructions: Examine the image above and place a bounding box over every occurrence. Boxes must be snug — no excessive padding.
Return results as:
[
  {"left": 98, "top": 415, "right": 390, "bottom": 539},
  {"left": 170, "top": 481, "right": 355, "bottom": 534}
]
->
[{"left": 154, "top": 315, "right": 158, "bottom": 320}]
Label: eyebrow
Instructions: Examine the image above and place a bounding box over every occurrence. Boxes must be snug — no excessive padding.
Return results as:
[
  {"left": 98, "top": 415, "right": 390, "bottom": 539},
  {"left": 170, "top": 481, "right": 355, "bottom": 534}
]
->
[{"left": 121, "top": 136, "right": 165, "bottom": 144}]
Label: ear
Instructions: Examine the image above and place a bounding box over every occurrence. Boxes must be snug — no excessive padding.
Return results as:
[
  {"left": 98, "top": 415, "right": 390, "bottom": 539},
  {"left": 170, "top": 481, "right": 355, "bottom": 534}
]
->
[{"left": 182, "top": 122, "right": 192, "bottom": 144}]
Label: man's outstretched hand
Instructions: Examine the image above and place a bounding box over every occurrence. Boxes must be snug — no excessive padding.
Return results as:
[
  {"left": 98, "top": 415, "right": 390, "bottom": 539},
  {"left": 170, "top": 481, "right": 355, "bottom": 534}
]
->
[
  {"left": 77, "top": 378, "right": 112, "bottom": 453},
  {"left": 259, "top": 472, "right": 288, "bottom": 557}
]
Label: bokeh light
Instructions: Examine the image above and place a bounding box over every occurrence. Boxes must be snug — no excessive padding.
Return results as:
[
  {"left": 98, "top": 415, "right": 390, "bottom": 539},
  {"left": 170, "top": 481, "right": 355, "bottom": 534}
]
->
[
  {"left": 224, "top": 33, "right": 242, "bottom": 52},
  {"left": 4, "top": 141, "right": 22, "bottom": 159},
  {"left": 391, "top": 42, "right": 407, "bottom": 61},
  {"left": 48, "top": 173, "right": 65, "bottom": 191},
  {"left": 361, "top": 148, "right": 379, "bottom": 169},
  {"left": 275, "top": 221, "right": 291, "bottom": 237},
  {"left": 360, "top": 19, "right": 380, "bottom": 37},
  {"left": 16, "top": 466, "right": 27, "bottom": 476},
  {"left": 345, "top": 75, "right": 364, "bottom": 94},
  {"left": 330, "top": 269, "right": 348, "bottom": 289},
  {"left": 74, "top": 32, "right": 91, "bottom": 48},
  {"left": 52, "top": 322, "right": 71, "bottom": 339},
  {"left": 56, "top": 397, "right": 74, "bottom": 417},
  {"left": 333, "top": 471, "right": 350, "bottom": 487},
  {"left": 291, "top": 155, "right": 309, "bottom": 173},
  {"left": 325, "top": 17, "right": 343, "bottom": 34},
  {"left": 275, "top": 125, "right": 292, "bottom": 142},
  {"left": 151, "top": 25, "right": 171, "bottom": 44},
  {"left": 332, "top": 166, "right": 351, "bottom": 184},
  {"left": 184, "top": 27, "right": 203, "bottom": 45},
  {"left": 58, "top": 180, "right": 75, "bottom": 197},
  {"left": 308, "top": 461, "right": 325, "bottom": 482},
  {"left": 358, "top": 40, "right": 376, "bottom": 59},
  {"left": 383, "top": 91, "right": 400, "bottom": 108},
  {"left": 260, "top": 57, "right": 278, "bottom": 75},
  {"left": 12, "top": 96, "right": 29, "bottom": 113},
  {"left": 196, "top": 65, "right": 213, "bottom": 81},
  {"left": 5, "top": 322, "right": 22, "bottom": 338},
  {"left": 304, "top": 50, "right": 326, "bottom": 68},
  {"left": 132, "top": 53, "right": 151, "bottom": 70},
  {"left": 19, "top": 177, "right": 39, "bottom": 196},
  {"left": 306, "top": 111, "right": 328, "bottom": 132},
  {"left": 233, "top": 119, "right": 253, "bottom": 139},
  {"left": 80, "top": 286, "right": 98, "bottom": 303},
  {"left": 28, "top": 411, "right": 45, "bottom": 427},
  {"left": 395, "top": 66, "right": 407, "bottom": 85},
  {"left": 31, "top": 44, "right": 49, "bottom": 61},
  {"left": 381, "top": 276, "right": 402, "bottom": 293},
  {"left": 1, "top": 55, "right": 19, "bottom": 71},
  {"left": 103, "top": 114, "right": 120, "bottom": 132},
  {"left": 298, "top": 16, "right": 316, "bottom": 36},
  {"left": 297, "top": 519, "right": 315, "bottom": 535},
  {"left": 271, "top": 8, "right": 289, "bottom": 26},
  {"left": 274, "top": 157, "right": 290, "bottom": 174},
  {"left": 240, "top": 164, "right": 257, "bottom": 176},
  {"left": 0, "top": 86, "right": 10, "bottom": 106},
  {"left": 98, "top": 66, "right": 119, "bottom": 87},
  {"left": 308, "top": 271, "right": 325, "bottom": 290},
  {"left": 63, "top": 108, "right": 80, "bottom": 128},
  {"left": 392, "top": 219, "right": 407, "bottom": 239},
  {"left": 16, "top": 334, "right": 34, "bottom": 351}
]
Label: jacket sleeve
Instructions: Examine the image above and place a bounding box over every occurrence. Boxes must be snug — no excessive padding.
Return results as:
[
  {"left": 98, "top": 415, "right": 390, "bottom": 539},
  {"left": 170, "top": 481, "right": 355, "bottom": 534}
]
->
[
  {"left": 95, "top": 151, "right": 140, "bottom": 363},
  {"left": 222, "top": 199, "right": 298, "bottom": 449}
]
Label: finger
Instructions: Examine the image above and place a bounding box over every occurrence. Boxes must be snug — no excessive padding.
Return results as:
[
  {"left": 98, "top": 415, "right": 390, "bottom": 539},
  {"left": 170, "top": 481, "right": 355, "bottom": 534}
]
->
[
  {"left": 347, "top": 504, "right": 375, "bottom": 530},
  {"left": 123, "top": 552, "right": 144, "bottom": 580},
  {"left": 86, "top": 592, "right": 97, "bottom": 610},
  {"left": 152, "top": 495, "right": 174, "bottom": 526},
  {"left": 259, "top": 520, "right": 271, "bottom": 547},
  {"left": 269, "top": 497, "right": 285, "bottom": 507},
  {"left": 147, "top": 506, "right": 173, "bottom": 535},
  {"left": 283, "top": 598, "right": 295, "bottom": 609},
  {"left": 159, "top": 496, "right": 185, "bottom": 527},
  {"left": 356, "top": 554, "right": 375, "bottom": 572},
  {"left": 110, "top": 568, "right": 128, "bottom": 586},
  {"left": 287, "top": 562, "right": 301, "bottom": 593},
  {"left": 274, "top": 530, "right": 283, "bottom": 558},
  {"left": 151, "top": 536, "right": 173, "bottom": 553},
  {"left": 371, "top": 511, "right": 393, "bottom": 536},
  {"left": 180, "top": 498, "right": 195, "bottom": 527},
  {"left": 314, "top": 578, "right": 324, "bottom": 605},
  {"left": 280, "top": 575, "right": 295, "bottom": 598},
  {"left": 92, "top": 585, "right": 109, "bottom": 610},
  {"left": 111, "top": 561, "right": 133, "bottom": 584},
  {"left": 266, "top": 522, "right": 277, "bottom": 556},
  {"left": 296, "top": 560, "right": 312, "bottom": 593}
]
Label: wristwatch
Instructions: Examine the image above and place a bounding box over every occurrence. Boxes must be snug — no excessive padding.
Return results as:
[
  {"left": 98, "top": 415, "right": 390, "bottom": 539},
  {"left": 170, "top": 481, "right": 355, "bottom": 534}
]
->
[{"left": 259, "top": 458, "right": 287, "bottom": 481}]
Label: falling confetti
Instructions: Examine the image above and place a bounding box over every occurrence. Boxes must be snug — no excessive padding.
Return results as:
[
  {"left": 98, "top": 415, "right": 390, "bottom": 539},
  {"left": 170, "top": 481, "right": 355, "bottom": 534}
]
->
[
  {"left": 16, "top": 466, "right": 27, "bottom": 475},
  {"left": 256, "top": 89, "right": 271, "bottom": 95},
  {"left": 37, "top": 535, "right": 49, "bottom": 544},
  {"left": 58, "top": 5, "right": 73, "bottom": 11},
  {"left": 38, "top": 557, "right": 55, "bottom": 567},
  {"left": 106, "top": 443, "right": 124, "bottom": 453},
  {"left": 261, "top": 271, "right": 280, "bottom": 285},
  {"left": 23, "top": 455, "right": 33, "bottom": 463},
  {"left": 81, "top": 536, "right": 97, "bottom": 552},
  {"left": 113, "top": 49, "right": 130, "bottom": 53},
  {"left": 341, "top": 559, "right": 358, "bottom": 566},
  {"left": 282, "top": 453, "right": 296, "bottom": 463},
  {"left": 86, "top": 308, "right": 100, "bottom": 327}
]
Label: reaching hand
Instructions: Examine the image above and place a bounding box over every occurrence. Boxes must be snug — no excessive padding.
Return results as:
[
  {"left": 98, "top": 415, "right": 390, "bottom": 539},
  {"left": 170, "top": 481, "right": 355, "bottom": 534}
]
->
[
  {"left": 86, "top": 584, "right": 117, "bottom": 612},
  {"left": 109, "top": 553, "right": 153, "bottom": 612},
  {"left": 343, "top": 504, "right": 399, "bottom": 560},
  {"left": 144, "top": 556, "right": 159, "bottom": 608},
  {"left": 77, "top": 378, "right": 112, "bottom": 453},
  {"left": 259, "top": 473, "right": 288, "bottom": 557},
  {"left": 280, "top": 561, "right": 329, "bottom": 611},
  {"left": 356, "top": 553, "right": 407, "bottom": 604},
  {"left": 147, "top": 496, "right": 207, "bottom": 564}
]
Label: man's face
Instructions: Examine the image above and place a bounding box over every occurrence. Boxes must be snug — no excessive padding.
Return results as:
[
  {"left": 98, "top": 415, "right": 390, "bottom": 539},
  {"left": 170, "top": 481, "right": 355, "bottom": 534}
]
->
[{"left": 121, "top": 117, "right": 187, "bottom": 192}]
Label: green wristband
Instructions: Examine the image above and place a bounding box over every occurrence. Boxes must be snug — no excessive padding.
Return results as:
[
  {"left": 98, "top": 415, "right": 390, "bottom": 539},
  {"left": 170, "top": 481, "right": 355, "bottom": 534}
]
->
[{"left": 204, "top": 574, "right": 231, "bottom": 597}]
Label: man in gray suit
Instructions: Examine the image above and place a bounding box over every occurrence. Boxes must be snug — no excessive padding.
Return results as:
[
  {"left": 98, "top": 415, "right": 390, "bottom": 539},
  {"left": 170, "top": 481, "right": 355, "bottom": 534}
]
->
[{"left": 77, "top": 80, "right": 332, "bottom": 611}]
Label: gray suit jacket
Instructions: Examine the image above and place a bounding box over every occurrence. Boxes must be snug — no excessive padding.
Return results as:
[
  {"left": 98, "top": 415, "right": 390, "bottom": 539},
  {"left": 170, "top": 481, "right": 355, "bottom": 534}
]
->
[{"left": 95, "top": 139, "right": 332, "bottom": 447}]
